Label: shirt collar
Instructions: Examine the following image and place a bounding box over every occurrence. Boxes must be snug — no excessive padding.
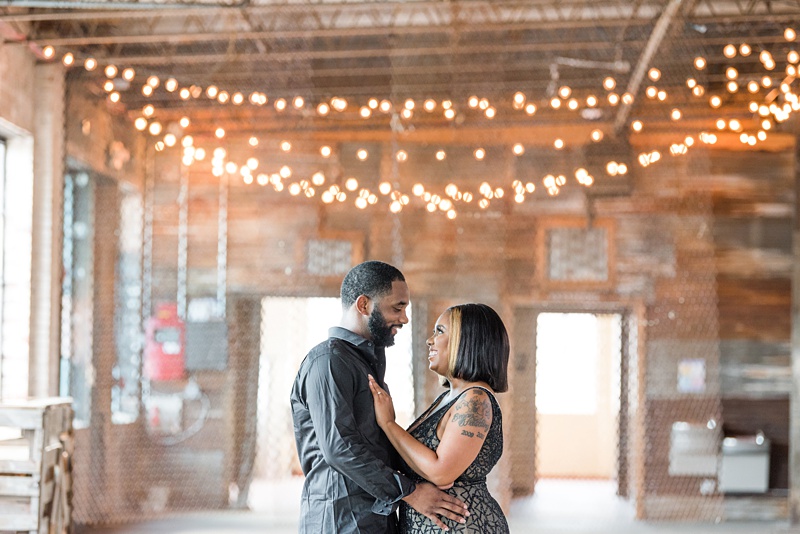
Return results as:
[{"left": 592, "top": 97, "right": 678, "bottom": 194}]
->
[
  {"left": 329, "top": 326, "right": 376, "bottom": 353},
  {"left": 329, "top": 326, "right": 387, "bottom": 382}
]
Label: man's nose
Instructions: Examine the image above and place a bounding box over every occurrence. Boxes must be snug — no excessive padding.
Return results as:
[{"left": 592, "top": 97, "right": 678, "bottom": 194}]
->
[{"left": 399, "top": 310, "right": 409, "bottom": 324}]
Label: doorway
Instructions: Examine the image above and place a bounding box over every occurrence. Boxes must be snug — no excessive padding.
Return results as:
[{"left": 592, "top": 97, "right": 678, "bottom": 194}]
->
[{"left": 531, "top": 312, "right": 633, "bottom": 523}]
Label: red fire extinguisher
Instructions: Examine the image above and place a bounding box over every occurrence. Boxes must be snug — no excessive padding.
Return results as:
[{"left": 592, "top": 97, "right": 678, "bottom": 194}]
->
[{"left": 144, "top": 303, "right": 186, "bottom": 381}]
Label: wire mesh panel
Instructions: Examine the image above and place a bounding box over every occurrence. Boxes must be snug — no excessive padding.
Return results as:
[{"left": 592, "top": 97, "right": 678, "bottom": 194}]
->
[{"left": 28, "top": 0, "right": 798, "bottom": 528}]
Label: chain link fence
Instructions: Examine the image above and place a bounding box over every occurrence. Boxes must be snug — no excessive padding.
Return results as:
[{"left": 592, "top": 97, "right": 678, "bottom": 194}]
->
[{"left": 46, "top": 4, "right": 795, "bottom": 528}]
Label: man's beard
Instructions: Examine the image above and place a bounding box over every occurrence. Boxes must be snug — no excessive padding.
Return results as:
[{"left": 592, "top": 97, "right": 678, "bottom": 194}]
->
[{"left": 368, "top": 307, "right": 397, "bottom": 347}]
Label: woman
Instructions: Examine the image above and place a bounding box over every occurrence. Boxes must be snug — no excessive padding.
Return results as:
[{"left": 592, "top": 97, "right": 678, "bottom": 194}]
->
[{"left": 369, "top": 303, "right": 510, "bottom": 533}]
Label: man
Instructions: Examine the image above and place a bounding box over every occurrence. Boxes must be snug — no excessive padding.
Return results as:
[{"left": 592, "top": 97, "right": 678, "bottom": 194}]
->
[{"left": 290, "top": 260, "right": 468, "bottom": 533}]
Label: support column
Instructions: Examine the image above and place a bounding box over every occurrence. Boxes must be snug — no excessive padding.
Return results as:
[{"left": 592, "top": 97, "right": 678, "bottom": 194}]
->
[
  {"left": 29, "top": 62, "right": 65, "bottom": 397},
  {"left": 790, "top": 140, "right": 800, "bottom": 524}
]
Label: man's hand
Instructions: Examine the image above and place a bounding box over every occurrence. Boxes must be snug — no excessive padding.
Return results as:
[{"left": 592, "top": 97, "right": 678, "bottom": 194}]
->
[{"left": 402, "top": 482, "right": 469, "bottom": 531}]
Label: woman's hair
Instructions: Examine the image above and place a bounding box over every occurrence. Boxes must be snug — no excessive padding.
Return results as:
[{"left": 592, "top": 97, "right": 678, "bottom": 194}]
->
[{"left": 445, "top": 303, "right": 509, "bottom": 392}]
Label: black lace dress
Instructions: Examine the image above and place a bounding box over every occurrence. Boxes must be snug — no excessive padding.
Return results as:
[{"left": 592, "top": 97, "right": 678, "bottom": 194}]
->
[{"left": 399, "top": 387, "right": 509, "bottom": 533}]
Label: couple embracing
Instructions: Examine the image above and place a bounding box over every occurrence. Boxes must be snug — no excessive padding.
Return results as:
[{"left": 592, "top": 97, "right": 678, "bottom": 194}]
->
[{"left": 290, "top": 260, "right": 510, "bottom": 533}]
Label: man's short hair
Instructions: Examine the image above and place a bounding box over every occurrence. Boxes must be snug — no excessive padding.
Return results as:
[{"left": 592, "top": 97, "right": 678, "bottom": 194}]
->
[{"left": 341, "top": 261, "right": 405, "bottom": 308}]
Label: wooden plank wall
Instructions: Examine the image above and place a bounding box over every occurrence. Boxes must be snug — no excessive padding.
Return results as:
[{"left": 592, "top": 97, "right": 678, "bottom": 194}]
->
[{"left": 63, "top": 78, "right": 796, "bottom": 523}]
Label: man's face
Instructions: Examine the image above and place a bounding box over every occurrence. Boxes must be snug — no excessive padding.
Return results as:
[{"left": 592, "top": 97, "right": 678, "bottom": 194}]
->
[{"left": 367, "top": 281, "right": 410, "bottom": 347}]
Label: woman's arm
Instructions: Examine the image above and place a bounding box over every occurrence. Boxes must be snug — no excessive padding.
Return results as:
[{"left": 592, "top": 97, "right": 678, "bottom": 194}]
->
[{"left": 369, "top": 375, "right": 492, "bottom": 487}]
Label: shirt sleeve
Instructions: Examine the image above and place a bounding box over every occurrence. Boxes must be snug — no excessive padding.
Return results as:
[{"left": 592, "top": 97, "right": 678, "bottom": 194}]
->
[{"left": 303, "top": 352, "right": 416, "bottom": 515}]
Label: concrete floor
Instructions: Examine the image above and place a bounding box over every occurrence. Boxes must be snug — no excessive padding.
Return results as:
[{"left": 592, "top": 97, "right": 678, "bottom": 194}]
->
[{"left": 80, "top": 479, "right": 796, "bottom": 534}]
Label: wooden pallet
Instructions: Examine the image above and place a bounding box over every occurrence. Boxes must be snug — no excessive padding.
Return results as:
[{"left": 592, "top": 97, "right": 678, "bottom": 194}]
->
[{"left": 0, "top": 398, "right": 74, "bottom": 534}]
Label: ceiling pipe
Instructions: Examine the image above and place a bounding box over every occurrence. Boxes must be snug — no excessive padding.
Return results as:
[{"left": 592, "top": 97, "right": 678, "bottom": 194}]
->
[{"left": 613, "top": 0, "right": 684, "bottom": 134}]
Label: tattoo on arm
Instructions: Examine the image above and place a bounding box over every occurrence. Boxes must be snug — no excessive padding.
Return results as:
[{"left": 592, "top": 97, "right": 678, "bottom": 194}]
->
[
  {"left": 461, "top": 430, "right": 475, "bottom": 438},
  {"left": 451, "top": 393, "right": 491, "bottom": 432},
  {"left": 477, "top": 431, "right": 485, "bottom": 439}
]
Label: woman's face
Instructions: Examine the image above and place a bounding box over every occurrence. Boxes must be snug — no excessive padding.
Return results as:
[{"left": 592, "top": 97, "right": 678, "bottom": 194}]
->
[{"left": 426, "top": 310, "right": 451, "bottom": 376}]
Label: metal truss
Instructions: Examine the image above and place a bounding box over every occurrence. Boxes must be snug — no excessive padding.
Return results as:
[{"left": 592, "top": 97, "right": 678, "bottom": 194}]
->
[{"left": 4, "top": 0, "right": 799, "bottom": 105}]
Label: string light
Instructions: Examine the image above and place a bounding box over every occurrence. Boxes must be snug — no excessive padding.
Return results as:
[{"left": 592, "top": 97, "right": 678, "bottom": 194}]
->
[
  {"left": 62, "top": 53, "right": 74, "bottom": 66},
  {"left": 64, "top": 22, "right": 800, "bottom": 215}
]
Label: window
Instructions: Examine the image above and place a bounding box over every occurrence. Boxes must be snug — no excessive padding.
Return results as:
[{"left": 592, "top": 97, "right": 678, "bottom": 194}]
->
[
  {"left": 0, "top": 138, "right": 6, "bottom": 399},
  {"left": 536, "top": 313, "right": 599, "bottom": 414},
  {"left": 60, "top": 172, "right": 94, "bottom": 425},
  {"left": 547, "top": 227, "right": 608, "bottom": 282},
  {"left": 0, "top": 134, "right": 34, "bottom": 401},
  {"left": 535, "top": 312, "right": 622, "bottom": 415}
]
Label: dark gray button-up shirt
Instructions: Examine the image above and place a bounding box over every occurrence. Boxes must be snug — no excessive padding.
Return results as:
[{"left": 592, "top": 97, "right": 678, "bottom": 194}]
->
[{"left": 290, "top": 327, "right": 416, "bottom": 533}]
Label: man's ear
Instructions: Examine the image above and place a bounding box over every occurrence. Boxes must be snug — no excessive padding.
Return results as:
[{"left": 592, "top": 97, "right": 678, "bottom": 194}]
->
[{"left": 355, "top": 294, "right": 372, "bottom": 317}]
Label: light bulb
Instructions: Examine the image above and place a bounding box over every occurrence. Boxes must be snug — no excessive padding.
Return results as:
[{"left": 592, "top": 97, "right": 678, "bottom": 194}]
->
[{"left": 723, "top": 44, "right": 737, "bottom": 58}]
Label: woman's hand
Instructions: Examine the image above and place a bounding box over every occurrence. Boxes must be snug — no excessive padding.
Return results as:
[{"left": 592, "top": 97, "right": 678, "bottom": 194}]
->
[{"left": 368, "top": 374, "right": 396, "bottom": 428}]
